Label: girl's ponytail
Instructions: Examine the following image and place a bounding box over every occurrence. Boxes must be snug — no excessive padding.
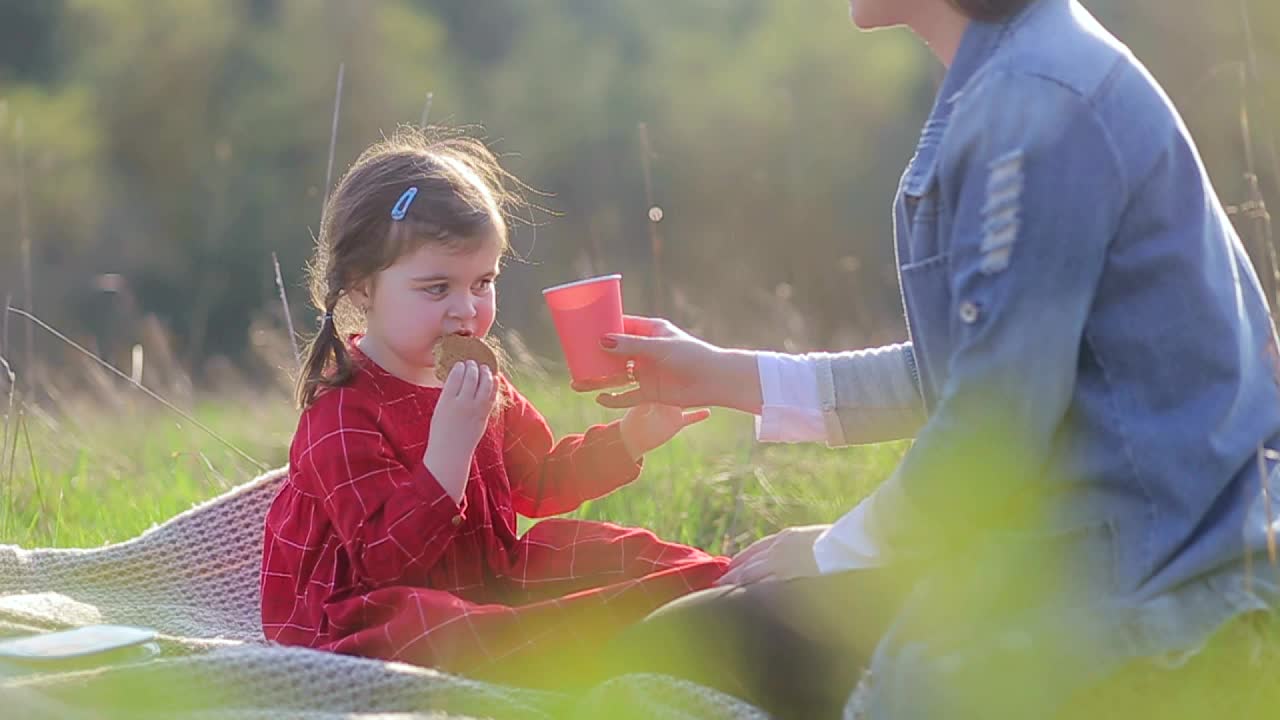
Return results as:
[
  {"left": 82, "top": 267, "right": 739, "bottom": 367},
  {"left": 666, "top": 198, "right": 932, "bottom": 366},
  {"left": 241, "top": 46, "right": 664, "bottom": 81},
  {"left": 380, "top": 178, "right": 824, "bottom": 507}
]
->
[{"left": 295, "top": 285, "right": 357, "bottom": 408}]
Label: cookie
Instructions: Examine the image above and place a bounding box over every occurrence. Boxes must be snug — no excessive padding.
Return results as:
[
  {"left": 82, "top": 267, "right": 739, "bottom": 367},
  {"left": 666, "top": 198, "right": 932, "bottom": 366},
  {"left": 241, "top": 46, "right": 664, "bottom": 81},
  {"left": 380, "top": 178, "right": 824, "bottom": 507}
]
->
[{"left": 433, "top": 334, "right": 499, "bottom": 382}]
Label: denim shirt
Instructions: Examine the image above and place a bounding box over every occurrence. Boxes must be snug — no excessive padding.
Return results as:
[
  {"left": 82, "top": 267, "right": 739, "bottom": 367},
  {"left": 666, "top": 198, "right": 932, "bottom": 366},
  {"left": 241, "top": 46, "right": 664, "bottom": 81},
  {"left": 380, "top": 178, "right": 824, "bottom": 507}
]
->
[{"left": 860, "top": 0, "right": 1280, "bottom": 698}]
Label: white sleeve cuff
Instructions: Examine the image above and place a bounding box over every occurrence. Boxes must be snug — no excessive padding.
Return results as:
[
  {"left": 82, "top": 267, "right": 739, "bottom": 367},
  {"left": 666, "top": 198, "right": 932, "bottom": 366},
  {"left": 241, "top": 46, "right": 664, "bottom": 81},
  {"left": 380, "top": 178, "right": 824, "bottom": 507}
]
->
[
  {"left": 755, "top": 352, "right": 827, "bottom": 443},
  {"left": 813, "top": 497, "right": 887, "bottom": 573}
]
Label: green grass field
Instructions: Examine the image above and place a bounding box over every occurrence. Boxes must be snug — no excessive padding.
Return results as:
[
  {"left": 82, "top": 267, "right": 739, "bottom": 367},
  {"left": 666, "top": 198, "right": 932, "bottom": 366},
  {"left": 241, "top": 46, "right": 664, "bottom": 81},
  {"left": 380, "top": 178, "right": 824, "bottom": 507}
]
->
[
  {"left": 4, "top": 371, "right": 1280, "bottom": 718},
  {"left": 0, "top": 373, "right": 903, "bottom": 552}
]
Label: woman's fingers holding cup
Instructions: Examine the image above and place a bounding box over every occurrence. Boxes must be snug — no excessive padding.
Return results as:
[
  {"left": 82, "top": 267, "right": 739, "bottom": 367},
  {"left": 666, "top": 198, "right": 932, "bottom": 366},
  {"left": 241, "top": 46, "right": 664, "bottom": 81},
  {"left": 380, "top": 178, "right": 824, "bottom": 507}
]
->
[
  {"left": 570, "top": 372, "right": 632, "bottom": 394},
  {"left": 621, "top": 314, "right": 671, "bottom": 338},
  {"left": 599, "top": 331, "right": 670, "bottom": 358},
  {"left": 594, "top": 387, "right": 650, "bottom": 410}
]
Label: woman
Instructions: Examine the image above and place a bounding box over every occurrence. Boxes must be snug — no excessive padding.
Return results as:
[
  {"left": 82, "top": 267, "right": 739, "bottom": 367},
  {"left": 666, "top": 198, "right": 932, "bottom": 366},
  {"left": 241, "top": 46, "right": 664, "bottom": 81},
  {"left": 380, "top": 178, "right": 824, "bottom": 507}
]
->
[{"left": 591, "top": 1, "right": 1280, "bottom": 718}]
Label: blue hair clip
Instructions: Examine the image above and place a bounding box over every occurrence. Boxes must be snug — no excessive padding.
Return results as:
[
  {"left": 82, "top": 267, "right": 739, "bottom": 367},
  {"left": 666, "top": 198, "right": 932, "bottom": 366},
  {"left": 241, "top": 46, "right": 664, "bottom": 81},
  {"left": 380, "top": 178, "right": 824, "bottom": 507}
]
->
[{"left": 390, "top": 187, "right": 419, "bottom": 221}]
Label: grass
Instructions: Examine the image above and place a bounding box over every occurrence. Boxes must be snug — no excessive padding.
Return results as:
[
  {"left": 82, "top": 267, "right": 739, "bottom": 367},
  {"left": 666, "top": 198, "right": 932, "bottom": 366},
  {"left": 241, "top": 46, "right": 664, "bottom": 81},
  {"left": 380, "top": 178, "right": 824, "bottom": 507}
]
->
[
  {"left": 1, "top": 389, "right": 295, "bottom": 548},
  {"left": 0, "top": 368, "right": 903, "bottom": 553}
]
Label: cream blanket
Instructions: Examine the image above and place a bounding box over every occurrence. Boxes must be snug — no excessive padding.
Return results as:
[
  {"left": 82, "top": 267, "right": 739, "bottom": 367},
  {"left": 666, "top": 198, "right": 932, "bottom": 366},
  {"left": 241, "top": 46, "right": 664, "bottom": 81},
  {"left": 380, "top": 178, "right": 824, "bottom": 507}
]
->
[{"left": 0, "top": 467, "right": 772, "bottom": 719}]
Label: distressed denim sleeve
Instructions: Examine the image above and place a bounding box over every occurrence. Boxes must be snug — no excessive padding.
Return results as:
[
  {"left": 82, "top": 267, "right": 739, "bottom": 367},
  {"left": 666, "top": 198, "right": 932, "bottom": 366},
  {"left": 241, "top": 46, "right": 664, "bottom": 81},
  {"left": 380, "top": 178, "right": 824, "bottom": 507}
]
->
[{"left": 867, "top": 70, "right": 1129, "bottom": 558}]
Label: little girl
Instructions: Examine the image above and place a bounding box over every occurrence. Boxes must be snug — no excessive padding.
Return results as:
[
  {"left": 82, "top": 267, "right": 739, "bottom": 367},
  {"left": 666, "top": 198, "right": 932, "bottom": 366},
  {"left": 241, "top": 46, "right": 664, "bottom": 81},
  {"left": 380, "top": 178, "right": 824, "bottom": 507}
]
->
[{"left": 259, "top": 129, "right": 728, "bottom": 687}]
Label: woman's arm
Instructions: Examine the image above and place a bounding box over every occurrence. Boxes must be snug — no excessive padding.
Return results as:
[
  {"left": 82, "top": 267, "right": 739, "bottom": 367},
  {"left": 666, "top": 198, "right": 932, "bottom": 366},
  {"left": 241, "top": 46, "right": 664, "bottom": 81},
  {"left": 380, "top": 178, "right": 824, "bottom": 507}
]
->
[
  {"left": 590, "top": 316, "right": 764, "bottom": 414},
  {"left": 756, "top": 344, "right": 924, "bottom": 446},
  {"left": 592, "top": 318, "right": 926, "bottom": 447}
]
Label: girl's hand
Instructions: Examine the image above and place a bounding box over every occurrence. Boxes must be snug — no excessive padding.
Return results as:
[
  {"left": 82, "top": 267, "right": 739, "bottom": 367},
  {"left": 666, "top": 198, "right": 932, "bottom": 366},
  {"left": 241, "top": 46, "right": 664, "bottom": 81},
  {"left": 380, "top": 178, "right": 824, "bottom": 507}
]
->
[
  {"left": 424, "top": 361, "right": 497, "bottom": 502},
  {"left": 580, "top": 316, "right": 763, "bottom": 415},
  {"left": 618, "top": 403, "right": 711, "bottom": 460},
  {"left": 715, "top": 525, "right": 830, "bottom": 586}
]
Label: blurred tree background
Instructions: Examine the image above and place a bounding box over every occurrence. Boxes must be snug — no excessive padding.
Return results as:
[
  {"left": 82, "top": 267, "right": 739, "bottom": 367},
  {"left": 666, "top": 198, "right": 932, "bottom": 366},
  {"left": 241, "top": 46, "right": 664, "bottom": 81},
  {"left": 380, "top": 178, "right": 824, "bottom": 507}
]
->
[{"left": 0, "top": 0, "right": 1277, "bottom": 390}]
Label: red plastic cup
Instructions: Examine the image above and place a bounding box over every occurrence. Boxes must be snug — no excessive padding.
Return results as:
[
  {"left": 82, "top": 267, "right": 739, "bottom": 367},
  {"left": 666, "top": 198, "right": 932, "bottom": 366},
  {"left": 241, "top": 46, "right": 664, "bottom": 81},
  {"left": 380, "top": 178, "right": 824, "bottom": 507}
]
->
[{"left": 543, "top": 274, "right": 628, "bottom": 390}]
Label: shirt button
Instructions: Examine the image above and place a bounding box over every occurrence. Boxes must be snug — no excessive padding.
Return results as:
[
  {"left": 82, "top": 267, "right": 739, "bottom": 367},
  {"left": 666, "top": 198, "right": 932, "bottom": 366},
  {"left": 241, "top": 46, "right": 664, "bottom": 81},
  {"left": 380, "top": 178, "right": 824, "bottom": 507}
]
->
[
  {"left": 958, "top": 301, "right": 980, "bottom": 324},
  {"left": 451, "top": 514, "right": 464, "bottom": 527}
]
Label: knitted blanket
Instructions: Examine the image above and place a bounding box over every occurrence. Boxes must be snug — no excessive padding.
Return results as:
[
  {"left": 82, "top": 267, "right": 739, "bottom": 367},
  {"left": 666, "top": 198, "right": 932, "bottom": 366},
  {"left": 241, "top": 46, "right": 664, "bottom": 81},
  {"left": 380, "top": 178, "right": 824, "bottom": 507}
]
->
[{"left": 0, "top": 467, "right": 772, "bottom": 720}]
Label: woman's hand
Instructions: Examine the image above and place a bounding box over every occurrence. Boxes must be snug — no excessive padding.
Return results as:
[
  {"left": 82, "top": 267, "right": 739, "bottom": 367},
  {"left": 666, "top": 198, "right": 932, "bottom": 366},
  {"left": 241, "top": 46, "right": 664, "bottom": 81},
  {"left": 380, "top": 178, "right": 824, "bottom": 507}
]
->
[
  {"left": 579, "top": 316, "right": 763, "bottom": 415},
  {"left": 619, "top": 403, "right": 712, "bottom": 460},
  {"left": 424, "top": 361, "right": 497, "bottom": 503},
  {"left": 716, "top": 524, "right": 831, "bottom": 586}
]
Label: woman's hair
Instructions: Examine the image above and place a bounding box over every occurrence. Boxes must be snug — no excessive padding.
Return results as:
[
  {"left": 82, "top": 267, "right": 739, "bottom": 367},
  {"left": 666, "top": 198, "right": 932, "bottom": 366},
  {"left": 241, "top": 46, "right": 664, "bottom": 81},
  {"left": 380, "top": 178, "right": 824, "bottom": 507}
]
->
[
  {"left": 949, "top": 0, "right": 1034, "bottom": 21},
  {"left": 296, "top": 127, "right": 523, "bottom": 408}
]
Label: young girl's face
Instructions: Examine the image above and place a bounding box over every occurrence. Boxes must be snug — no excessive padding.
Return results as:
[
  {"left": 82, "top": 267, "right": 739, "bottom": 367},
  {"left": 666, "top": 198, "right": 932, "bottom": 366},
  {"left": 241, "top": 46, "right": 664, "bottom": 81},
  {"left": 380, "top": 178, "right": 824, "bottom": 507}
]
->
[{"left": 356, "top": 231, "right": 503, "bottom": 387}]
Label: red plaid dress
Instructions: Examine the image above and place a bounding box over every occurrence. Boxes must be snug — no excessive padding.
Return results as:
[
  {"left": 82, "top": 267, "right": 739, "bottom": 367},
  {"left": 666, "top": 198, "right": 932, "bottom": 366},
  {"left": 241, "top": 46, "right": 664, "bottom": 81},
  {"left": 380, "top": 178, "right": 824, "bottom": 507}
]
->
[{"left": 260, "top": 345, "right": 728, "bottom": 679}]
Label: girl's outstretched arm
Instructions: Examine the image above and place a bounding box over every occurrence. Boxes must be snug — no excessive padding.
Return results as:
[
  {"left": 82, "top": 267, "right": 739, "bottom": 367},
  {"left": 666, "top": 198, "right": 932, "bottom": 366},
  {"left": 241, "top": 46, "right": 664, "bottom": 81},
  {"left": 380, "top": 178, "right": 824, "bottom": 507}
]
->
[{"left": 502, "top": 384, "right": 643, "bottom": 517}]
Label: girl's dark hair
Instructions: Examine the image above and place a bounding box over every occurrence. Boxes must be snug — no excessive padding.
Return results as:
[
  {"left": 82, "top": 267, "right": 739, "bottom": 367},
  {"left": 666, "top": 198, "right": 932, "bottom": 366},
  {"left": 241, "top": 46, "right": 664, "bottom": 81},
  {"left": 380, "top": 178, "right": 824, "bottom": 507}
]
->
[
  {"left": 296, "top": 127, "right": 523, "bottom": 408},
  {"left": 950, "top": 0, "right": 1034, "bottom": 21}
]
